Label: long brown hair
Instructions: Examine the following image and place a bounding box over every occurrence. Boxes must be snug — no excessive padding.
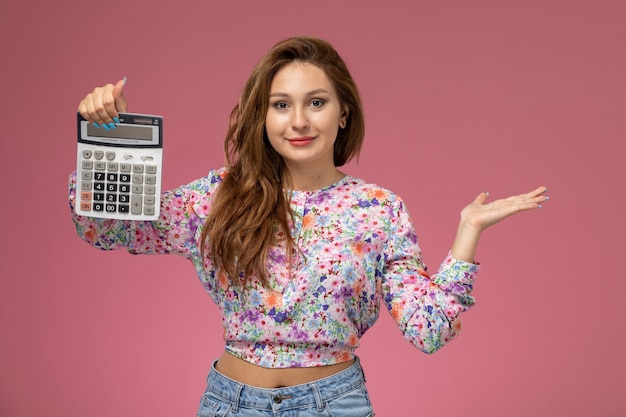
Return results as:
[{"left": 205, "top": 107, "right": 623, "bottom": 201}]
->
[{"left": 200, "top": 36, "right": 365, "bottom": 286}]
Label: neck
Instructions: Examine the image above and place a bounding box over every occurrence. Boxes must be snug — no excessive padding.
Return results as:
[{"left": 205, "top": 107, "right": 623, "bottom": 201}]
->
[{"left": 284, "top": 163, "right": 345, "bottom": 191}]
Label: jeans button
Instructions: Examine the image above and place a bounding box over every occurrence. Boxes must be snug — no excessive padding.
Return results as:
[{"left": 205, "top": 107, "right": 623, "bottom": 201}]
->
[{"left": 273, "top": 396, "right": 282, "bottom": 404}]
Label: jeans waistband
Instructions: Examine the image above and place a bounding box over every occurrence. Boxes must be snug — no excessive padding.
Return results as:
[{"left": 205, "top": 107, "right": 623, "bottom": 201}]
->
[{"left": 205, "top": 358, "right": 366, "bottom": 412}]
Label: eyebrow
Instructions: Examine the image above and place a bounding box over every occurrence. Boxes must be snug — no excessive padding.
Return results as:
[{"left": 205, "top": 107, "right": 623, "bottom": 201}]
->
[{"left": 269, "top": 88, "right": 331, "bottom": 98}]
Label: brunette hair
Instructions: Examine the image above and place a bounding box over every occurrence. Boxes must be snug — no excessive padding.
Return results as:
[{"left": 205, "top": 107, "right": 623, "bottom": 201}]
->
[{"left": 200, "top": 36, "right": 365, "bottom": 285}]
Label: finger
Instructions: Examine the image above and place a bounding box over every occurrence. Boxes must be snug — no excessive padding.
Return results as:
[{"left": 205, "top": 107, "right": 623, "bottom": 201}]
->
[
  {"left": 112, "top": 77, "right": 127, "bottom": 113},
  {"left": 527, "top": 186, "right": 548, "bottom": 198},
  {"left": 522, "top": 186, "right": 549, "bottom": 207},
  {"left": 502, "top": 187, "right": 549, "bottom": 206},
  {"left": 473, "top": 191, "right": 489, "bottom": 205},
  {"left": 98, "top": 83, "right": 120, "bottom": 126},
  {"left": 505, "top": 192, "right": 548, "bottom": 211},
  {"left": 77, "top": 88, "right": 104, "bottom": 123},
  {"left": 77, "top": 85, "right": 111, "bottom": 127}
]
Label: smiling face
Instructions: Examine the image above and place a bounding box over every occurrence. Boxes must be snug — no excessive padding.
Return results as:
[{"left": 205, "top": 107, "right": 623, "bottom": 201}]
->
[{"left": 265, "top": 61, "right": 347, "bottom": 180}]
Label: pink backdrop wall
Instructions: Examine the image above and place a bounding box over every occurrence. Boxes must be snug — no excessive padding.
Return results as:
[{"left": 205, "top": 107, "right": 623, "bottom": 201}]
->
[{"left": 1, "top": 1, "right": 624, "bottom": 416}]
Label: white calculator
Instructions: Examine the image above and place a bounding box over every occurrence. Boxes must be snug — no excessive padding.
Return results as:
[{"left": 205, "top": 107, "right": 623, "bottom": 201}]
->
[{"left": 76, "top": 112, "right": 163, "bottom": 221}]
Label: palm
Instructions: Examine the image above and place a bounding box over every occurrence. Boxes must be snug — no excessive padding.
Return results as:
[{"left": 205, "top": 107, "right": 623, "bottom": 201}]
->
[{"left": 461, "top": 186, "right": 548, "bottom": 232}]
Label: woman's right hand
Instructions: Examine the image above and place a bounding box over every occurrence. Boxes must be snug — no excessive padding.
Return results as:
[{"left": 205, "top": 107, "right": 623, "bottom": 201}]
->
[{"left": 77, "top": 78, "right": 127, "bottom": 129}]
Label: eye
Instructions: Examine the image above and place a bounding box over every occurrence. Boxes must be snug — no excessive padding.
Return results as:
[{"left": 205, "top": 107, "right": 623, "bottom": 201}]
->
[
  {"left": 272, "top": 101, "right": 289, "bottom": 110},
  {"left": 310, "top": 99, "right": 325, "bottom": 108}
]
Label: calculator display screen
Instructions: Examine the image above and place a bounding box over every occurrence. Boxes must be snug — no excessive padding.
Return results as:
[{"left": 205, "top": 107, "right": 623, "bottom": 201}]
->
[
  {"left": 78, "top": 113, "right": 162, "bottom": 148},
  {"left": 86, "top": 123, "right": 154, "bottom": 140}
]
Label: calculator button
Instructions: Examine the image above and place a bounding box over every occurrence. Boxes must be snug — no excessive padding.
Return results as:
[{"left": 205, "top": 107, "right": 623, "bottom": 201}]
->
[
  {"left": 78, "top": 143, "right": 160, "bottom": 219},
  {"left": 131, "top": 195, "right": 143, "bottom": 214}
]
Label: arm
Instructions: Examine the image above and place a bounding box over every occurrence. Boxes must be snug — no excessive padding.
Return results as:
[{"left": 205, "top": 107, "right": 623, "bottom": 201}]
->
[
  {"left": 383, "top": 187, "right": 549, "bottom": 353},
  {"left": 68, "top": 171, "right": 214, "bottom": 258},
  {"left": 70, "top": 79, "right": 214, "bottom": 257},
  {"left": 382, "top": 197, "right": 479, "bottom": 354}
]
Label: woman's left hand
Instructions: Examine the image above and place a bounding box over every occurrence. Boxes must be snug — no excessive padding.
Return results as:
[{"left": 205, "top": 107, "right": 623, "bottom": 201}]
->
[
  {"left": 460, "top": 186, "right": 549, "bottom": 233},
  {"left": 451, "top": 186, "right": 549, "bottom": 263}
]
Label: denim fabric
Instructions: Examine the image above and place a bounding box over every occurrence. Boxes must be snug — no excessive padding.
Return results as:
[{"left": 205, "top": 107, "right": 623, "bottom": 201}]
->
[{"left": 197, "top": 358, "right": 374, "bottom": 417}]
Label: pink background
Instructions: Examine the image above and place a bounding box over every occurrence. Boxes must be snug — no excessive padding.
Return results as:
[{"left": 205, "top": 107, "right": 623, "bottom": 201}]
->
[{"left": 1, "top": 1, "right": 625, "bottom": 416}]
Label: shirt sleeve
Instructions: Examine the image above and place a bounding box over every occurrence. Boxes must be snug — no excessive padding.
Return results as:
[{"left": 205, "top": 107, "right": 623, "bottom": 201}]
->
[
  {"left": 381, "top": 195, "right": 480, "bottom": 354},
  {"left": 67, "top": 169, "right": 224, "bottom": 258}
]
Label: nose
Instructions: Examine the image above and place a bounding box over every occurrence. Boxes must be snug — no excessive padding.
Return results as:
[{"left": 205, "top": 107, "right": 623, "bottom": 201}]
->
[{"left": 291, "top": 106, "right": 309, "bottom": 131}]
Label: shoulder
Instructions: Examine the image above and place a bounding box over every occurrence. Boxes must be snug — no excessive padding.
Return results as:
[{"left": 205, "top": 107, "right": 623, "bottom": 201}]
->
[
  {"left": 342, "top": 175, "right": 405, "bottom": 209},
  {"left": 181, "top": 167, "right": 229, "bottom": 192}
]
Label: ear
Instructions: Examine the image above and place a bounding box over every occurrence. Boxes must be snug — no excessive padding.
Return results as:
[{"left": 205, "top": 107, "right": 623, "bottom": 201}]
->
[{"left": 340, "top": 105, "right": 349, "bottom": 128}]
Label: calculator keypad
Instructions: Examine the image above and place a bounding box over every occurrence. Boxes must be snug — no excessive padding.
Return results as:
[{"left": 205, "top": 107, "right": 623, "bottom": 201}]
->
[{"left": 78, "top": 149, "right": 159, "bottom": 219}]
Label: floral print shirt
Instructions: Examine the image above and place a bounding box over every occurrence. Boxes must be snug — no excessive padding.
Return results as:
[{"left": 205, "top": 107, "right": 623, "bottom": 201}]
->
[{"left": 68, "top": 168, "right": 479, "bottom": 368}]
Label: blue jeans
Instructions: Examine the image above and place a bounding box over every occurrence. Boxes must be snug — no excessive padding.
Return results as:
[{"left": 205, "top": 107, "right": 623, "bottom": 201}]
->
[{"left": 196, "top": 358, "right": 374, "bottom": 416}]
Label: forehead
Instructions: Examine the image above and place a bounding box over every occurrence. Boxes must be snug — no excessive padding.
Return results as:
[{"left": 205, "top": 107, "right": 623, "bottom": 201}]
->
[{"left": 270, "top": 62, "right": 336, "bottom": 94}]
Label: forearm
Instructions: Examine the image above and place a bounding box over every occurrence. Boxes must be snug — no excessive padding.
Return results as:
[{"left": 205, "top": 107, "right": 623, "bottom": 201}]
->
[{"left": 450, "top": 221, "right": 481, "bottom": 264}]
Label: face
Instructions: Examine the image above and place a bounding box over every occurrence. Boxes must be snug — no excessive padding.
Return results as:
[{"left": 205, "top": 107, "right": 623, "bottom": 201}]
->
[{"left": 265, "top": 62, "right": 347, "bottom": 174}]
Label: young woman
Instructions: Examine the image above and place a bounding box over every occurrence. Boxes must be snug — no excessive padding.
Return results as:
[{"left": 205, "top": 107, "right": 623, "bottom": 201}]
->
[{"left": 71, "top": 36, "right": 548, "bottom": 416}]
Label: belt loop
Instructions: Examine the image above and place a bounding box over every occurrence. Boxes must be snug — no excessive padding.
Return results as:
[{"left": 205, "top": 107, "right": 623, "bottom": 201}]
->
[
  {"left": 309, "top": 382, "right": 324, "bottom": 412},
  {"left": 231, "top": 384, "right": 244, "bottom": 413}
]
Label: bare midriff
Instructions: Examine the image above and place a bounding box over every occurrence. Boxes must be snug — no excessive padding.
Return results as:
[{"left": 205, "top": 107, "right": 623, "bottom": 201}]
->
[{"left": 215, "top": 351, "right": 356, "bottom": 388}]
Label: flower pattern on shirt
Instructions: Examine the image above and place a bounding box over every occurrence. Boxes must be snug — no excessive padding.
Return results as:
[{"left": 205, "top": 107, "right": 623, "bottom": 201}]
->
[{"left": 68, "top": 168, "right": 479, "bottom": 368}]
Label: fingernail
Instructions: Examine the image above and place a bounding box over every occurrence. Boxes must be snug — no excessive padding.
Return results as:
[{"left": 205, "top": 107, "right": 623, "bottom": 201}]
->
[
  {"left": 544, "top": 196, "right": 550, "bottom": 200},
  {"left": 102, "top": 123, "right": 110, "bottom": 131},
  {"left": 113, "top": 117, "right": 120, "bottom": 124},
  {"left": 93, "top": 122, "right": 101, "bottom": 128},
  {"left": 107, "top": 123, "right": 116, "bottom": 130},
  {"left": 123, "top": 76, "right": 127, "bottom": 86}
]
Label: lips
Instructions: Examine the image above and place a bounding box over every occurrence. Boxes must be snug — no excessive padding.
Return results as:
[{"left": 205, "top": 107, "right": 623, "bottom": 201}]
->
[{"left": 288, "top": 136, "right": 315, "bottom": 146}]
